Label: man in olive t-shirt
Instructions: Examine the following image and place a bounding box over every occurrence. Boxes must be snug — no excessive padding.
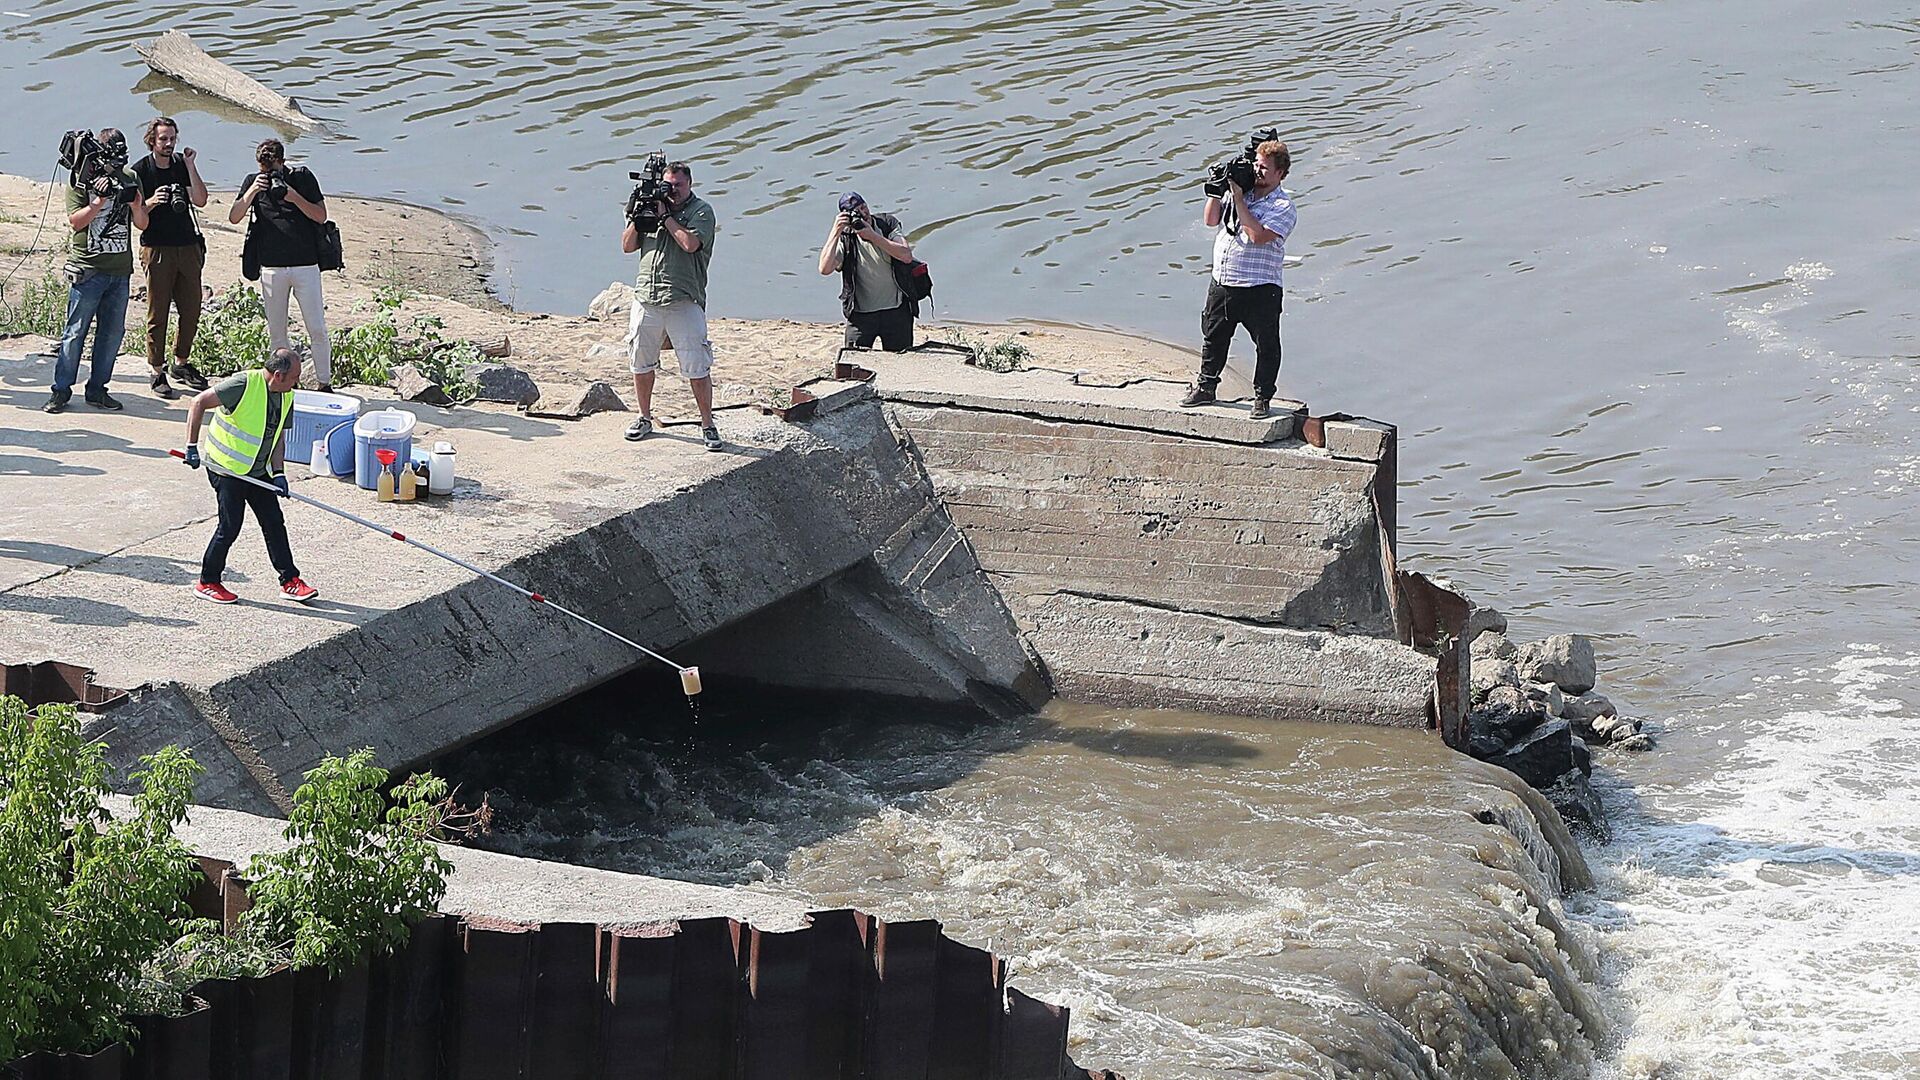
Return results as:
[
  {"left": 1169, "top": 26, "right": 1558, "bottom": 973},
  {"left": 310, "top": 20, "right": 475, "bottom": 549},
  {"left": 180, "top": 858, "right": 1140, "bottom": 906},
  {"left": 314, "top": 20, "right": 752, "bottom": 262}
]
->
[
  {"left": 619, "top": 160, "right": 721, "bottom": 450},
  {"left": 48, "top": 128, "right": 141, "bottom": 414}
]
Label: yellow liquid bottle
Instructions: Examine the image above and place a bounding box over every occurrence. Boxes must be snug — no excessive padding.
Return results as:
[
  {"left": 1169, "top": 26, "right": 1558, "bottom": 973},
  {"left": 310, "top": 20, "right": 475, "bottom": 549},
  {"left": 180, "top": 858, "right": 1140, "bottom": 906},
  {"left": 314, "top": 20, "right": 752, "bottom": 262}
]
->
[
  {"left": 398, "top": 465, "right": 419, "bottom": 502},
  {"left": 376, "top": 466, "right": 396, "bottom": 502}
]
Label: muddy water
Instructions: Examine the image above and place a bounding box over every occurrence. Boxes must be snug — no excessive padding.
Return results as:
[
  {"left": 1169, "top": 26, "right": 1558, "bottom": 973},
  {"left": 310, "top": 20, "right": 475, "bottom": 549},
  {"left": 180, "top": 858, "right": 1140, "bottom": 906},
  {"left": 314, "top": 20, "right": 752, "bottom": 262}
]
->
[
  {"left": 8, "top": 0, "right": 1918, "bottom": 1074},
  {"left": 439, "top": 688, "right": 1604, "bottom": 1078}
]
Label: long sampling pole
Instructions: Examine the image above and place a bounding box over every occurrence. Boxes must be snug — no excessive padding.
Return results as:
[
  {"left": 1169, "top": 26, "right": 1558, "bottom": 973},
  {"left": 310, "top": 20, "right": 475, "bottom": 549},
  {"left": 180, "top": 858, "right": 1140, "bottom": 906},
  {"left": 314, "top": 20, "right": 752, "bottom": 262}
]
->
[{"left": 169, "top": 450, "right": 702, "bottom": 694}]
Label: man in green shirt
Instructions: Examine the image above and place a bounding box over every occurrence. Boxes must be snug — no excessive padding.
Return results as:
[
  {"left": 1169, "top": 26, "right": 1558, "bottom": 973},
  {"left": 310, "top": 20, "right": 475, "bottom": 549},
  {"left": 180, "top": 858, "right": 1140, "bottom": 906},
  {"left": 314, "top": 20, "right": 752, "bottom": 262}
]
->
[
  {"left": 619, "top": 160, "right": 721, "bottom": 450},
  {"left": 48, "top": 128, "right": 144, "bottom": 414}
]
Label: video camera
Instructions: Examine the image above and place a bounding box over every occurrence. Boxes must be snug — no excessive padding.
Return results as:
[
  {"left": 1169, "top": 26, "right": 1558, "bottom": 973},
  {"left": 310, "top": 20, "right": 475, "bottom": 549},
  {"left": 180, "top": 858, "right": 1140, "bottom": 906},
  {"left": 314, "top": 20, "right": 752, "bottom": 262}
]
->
[
  {"left": 1204, "top": 126, "right": 1279, "bottom": 197},
  {"left": 59, "top": 130, "right": 138, "bottom": 205},
  {"left": 624, "top": 152, "right": 673, "bottom": 235}
]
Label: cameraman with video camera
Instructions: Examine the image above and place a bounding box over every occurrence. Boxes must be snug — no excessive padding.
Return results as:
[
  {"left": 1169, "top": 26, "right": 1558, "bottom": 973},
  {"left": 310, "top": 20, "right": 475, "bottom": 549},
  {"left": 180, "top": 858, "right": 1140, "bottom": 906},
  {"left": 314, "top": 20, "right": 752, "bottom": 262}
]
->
[
  {"left": 46, "top": 127, "right": 141, "bottom": 414},
  {"left": 1180, "top": 132, "right": 1296, "bottom": 419},
  {"left": 132, "top": 116, "right": 211, "bottom": 400},
  {"left": 230, "top": 139, "right": 333, "bottom": 392},
  {"left": 620, "top": 158, "right": 721, "bottom": 450},
  {"left": 817, "top": 191, "right": 916, "bottom": 352}
]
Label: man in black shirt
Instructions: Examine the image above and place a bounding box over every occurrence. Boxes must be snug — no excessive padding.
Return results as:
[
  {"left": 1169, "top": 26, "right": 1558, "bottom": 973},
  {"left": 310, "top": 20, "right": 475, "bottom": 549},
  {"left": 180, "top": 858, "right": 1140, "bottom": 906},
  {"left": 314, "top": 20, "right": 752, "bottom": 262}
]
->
[
  {"left": 132, "top": 116, "right": 210, "bottom": 399},
  {"left": 229, "top": 139, "right": 333, "bottom": 391}
]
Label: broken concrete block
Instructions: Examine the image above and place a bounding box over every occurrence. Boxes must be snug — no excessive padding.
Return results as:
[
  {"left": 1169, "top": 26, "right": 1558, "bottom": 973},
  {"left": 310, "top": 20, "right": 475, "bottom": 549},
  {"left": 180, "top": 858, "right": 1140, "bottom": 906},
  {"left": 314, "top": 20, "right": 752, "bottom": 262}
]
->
[{"left": 1322, "top": 417, "right": 1394, "bottom": 462}]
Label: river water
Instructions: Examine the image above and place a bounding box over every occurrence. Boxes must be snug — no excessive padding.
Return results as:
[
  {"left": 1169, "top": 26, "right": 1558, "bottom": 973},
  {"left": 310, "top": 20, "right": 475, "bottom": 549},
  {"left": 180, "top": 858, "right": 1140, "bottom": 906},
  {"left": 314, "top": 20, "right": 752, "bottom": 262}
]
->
[{"left": 6, "top": 1, "right": 1916, "bottom": 1076}]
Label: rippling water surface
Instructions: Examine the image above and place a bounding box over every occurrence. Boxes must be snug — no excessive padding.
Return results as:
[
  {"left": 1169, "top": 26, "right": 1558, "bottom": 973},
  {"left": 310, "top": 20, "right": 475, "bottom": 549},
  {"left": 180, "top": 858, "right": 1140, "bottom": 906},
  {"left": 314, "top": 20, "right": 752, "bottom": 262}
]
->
[{"left": 7, "top": 1, "right": 1917, "bottom": 1076}]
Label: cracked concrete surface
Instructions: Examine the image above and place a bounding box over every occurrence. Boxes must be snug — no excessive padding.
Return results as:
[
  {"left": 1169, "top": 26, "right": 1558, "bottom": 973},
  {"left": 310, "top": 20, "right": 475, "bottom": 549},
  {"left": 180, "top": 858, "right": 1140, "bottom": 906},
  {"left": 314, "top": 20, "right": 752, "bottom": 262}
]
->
[
  {"left": 4, "top": 340, "right": 1435, "bottom": 811},
  {"left": 0, "top": 348, "right": 1039, "bottom": 810}
]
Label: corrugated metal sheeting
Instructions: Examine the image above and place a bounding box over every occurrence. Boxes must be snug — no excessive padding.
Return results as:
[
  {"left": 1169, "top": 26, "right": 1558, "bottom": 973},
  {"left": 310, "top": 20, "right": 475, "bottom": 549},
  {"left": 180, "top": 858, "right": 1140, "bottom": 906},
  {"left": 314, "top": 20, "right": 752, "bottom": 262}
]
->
[{"left": 7, "top": 861, "right": 1121, "bottom": 1080}]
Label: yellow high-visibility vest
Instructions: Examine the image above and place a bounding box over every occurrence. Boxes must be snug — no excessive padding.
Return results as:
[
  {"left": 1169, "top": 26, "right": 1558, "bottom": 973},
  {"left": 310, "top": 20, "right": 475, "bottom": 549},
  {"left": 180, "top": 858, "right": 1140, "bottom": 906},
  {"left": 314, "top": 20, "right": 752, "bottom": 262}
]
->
[{"left": 201, "top": 369, "right": 289, "bottom": 477}]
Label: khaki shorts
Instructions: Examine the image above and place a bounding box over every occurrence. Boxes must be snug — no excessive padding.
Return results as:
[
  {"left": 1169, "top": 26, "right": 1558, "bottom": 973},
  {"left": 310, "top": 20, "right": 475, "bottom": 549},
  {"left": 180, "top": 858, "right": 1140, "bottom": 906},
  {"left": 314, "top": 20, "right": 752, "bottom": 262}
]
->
[{"left": 626, "top": 299, "right": 714, "bottom": 380}]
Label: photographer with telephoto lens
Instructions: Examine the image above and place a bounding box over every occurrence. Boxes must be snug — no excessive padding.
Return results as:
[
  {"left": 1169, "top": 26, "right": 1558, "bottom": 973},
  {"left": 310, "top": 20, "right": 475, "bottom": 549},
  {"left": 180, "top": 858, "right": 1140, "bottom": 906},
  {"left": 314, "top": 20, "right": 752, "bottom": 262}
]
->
[
  {"left": 619, "top": 158, "right": 721, "bottom": 450},
  {"left": 1181, "top": 131, "right": 1296, "bottom": 419},
  {"left": 47, "top": 127, "right": 142, "bottom": 413},
  {"left": 230, "top": 139, "right": 333, "bottom": 391},
  {"left": 817, "top": 191, "right": 916, "bottom": 352},
  {"left": 133, "top": 116, "right": 211, "bottom": 399}
]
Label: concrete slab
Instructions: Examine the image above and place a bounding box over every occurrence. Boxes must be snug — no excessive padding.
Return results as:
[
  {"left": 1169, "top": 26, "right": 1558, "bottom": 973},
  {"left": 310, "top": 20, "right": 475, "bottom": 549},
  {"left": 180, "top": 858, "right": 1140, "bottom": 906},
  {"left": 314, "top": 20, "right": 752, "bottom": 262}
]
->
[
  {"left": 112, "top": 796, "right": 811, "bottom": 930},
  {"left": 1023, "top": 593, "right": 1434, "bottom": 725},
  {"left": 0, "top": 352, "right": 210, "bottom": 592},
  {"left": 0, "top": 345, "right": 754, "bottom": 692},
  {"left": 858, "top": 351, "right": 1305, "bottom": 445},
  {"left": 1323, "top": 417, "right": 1395, "bottom": 463},
  {"left": 1, "top": 339, "right": 1040, "bottom": 808}
]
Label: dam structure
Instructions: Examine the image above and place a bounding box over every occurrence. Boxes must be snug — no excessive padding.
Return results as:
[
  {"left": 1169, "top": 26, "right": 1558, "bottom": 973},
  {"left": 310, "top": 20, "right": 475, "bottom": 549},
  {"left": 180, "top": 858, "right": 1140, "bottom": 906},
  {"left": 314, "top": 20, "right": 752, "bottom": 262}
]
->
[{"left": 0, "top": 346, "right": 1434, "bottom": 814}]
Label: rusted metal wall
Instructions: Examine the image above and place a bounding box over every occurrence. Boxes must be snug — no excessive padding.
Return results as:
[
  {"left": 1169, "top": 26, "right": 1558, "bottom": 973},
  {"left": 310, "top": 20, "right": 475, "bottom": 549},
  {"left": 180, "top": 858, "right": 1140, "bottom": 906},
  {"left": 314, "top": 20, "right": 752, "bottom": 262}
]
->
[
  {"left": 7, "top": 862, "right": 1120, "bottom": 1080},
  {"left": 1395, "top": 570, "right": 1472, "bottom": 749}
]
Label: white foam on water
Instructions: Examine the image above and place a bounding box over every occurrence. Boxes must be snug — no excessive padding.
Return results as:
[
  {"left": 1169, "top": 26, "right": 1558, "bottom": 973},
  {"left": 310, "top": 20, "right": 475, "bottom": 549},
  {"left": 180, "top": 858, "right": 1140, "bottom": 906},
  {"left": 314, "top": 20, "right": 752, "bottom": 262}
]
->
[{"left": 1587, "top": 647, "right": 1920, "bottom": 1079}]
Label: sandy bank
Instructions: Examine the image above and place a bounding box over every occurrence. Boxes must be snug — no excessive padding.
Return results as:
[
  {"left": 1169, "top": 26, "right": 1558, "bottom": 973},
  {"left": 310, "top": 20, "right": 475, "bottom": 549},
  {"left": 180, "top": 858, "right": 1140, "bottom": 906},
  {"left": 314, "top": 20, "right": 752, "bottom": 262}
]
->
[{"left": 2, "top": 173, "right": 1196, "bottom": 419}]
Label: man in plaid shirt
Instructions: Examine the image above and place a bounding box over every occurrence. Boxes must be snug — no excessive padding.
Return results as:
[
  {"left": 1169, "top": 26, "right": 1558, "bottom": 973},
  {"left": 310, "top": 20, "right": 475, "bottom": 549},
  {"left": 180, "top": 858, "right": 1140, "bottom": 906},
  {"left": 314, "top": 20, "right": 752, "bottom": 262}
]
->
[{"left": 1181, "top": 138, "right": 1296, "bottom": 419}]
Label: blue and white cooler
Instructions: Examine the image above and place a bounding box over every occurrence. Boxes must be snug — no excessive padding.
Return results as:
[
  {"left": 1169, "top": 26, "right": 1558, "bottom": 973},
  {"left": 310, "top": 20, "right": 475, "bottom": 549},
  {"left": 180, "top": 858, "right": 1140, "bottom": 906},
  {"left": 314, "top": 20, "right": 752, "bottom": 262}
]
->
[
  {"left": 353, "top": 408, "right": 417, "bottom": 490},
  {"left": 285, "top": 389, "right": 362, "bottom": 475}
]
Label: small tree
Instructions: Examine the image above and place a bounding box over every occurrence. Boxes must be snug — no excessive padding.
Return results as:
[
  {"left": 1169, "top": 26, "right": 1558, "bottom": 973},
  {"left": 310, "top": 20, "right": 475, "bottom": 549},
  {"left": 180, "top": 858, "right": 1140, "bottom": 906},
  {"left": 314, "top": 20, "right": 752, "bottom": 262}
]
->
[
  {"left": 239, "top": 751, "right": 455, "bottom": 975},
  {"left": 0, "top": 696, "right": 202, "bottom": 1060}
]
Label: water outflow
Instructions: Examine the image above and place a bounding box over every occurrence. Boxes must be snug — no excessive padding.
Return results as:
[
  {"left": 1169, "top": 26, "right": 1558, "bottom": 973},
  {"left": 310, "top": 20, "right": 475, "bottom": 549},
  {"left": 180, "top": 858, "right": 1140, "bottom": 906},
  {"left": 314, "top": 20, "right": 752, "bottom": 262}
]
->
[{"left": 440, "top": 691, "right": 1611, "bottom": 1078}]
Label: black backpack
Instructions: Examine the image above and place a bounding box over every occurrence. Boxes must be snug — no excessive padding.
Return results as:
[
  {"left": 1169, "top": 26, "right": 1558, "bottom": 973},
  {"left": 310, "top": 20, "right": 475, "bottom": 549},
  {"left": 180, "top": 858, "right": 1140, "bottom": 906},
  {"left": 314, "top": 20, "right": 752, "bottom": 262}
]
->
[{"left": 890, "top": 255, "right": 932, "bottom": 303}]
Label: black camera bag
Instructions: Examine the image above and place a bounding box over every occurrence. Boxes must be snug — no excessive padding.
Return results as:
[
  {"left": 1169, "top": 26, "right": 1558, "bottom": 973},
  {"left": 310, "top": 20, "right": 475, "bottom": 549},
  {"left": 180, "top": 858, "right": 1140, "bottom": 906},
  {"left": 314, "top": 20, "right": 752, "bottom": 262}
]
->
[{"left": 316, "top": 220, "right": 344, "bottom": 273}]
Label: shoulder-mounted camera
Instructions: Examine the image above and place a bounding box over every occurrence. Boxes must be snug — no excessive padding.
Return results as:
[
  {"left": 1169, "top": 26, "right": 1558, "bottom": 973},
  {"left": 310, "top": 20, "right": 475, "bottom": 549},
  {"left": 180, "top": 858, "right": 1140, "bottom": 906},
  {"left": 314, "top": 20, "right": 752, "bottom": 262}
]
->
[
  {"left": 625, "top": 152, "right": 672, "bottom": 235},
  {"left": 1204, "top": 126, "right": 1280, "bottom": 197},
  {"left": 59, "top": 130, "right": 138, "bottom": 205}
]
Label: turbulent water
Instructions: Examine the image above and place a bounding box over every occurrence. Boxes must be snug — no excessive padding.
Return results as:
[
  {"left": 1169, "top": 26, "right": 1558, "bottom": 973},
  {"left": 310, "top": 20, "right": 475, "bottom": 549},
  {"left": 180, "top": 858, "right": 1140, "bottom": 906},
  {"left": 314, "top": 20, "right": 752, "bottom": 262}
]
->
[
  {"left": 439, "top": 688, "right": 1608, "bottom": 1078},
  {"left": 7, "top": 1, "right": 1917, "bottom": 1075}
]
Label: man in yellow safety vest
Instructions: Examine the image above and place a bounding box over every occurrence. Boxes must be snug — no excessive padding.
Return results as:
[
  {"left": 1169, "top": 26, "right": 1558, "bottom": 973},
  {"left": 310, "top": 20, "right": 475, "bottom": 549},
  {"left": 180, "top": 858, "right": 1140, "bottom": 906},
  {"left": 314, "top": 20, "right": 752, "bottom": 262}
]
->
[{"left": 182, "top": 347, "right": 318, "bottom": 604}]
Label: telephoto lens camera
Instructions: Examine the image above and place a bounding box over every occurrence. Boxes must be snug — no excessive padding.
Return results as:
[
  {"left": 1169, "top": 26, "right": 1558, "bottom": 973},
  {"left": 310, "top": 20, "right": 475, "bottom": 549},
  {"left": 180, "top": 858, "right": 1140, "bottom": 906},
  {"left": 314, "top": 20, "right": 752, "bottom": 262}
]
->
[
  {"left": 266, "top": 168, "right": 291, "bottom": 196},
  {"left": 624, "top": 152, "right": 672, "bottom": 235},
  {"left": 840, "top": 204, "right": 869, "bottom": 260},
  {"left": 1204, "top": 126, "right": 1279, "bottom": 196},
  {"left": 58, "top": 130, "right": 138, "bottom": 205}
]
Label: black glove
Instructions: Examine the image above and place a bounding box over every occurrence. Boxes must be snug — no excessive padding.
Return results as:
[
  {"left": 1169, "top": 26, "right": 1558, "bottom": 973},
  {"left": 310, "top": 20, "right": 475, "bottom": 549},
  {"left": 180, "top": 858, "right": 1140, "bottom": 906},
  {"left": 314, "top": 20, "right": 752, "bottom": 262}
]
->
[
  {"left": 272, "top": 473, "right": 290, "bottom": 497},
  {"left": 183, "top": 446, "right": 201, "bottom": 469}
]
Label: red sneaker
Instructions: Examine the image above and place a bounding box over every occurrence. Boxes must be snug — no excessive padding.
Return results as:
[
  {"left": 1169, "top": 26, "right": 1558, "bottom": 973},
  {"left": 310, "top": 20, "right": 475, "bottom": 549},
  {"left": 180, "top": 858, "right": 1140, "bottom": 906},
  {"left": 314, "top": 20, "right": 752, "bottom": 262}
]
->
[
  {"left": 280, "top": 577, "right": 319, "bottom": 603},
  {"left": 194, "top": 581, "right": 238, "bottom": 604}
]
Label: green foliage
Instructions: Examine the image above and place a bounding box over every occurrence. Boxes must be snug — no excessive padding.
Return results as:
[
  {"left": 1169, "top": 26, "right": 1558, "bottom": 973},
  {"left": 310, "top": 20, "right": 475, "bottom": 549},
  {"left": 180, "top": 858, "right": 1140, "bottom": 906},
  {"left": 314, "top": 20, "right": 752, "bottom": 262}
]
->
[
  {"left": 239, "top": 751, "right": 454, "bottom": 976},
  {"left": 406, "top": 316, "right": 484, "bottom": 404},
  {"left": 0, "top": 697, "right": 203, "bottom": 1059},
  {"left": 938, "top": 325, "right": 1031, "bottom": 373},
  {"left": 187, "top": 284, "right": 273, "bottom": 379},
  {"left": 127, "top": 920, "right": 284, "bottom": 1017},
  {"left": 301, "top": 283, "right": 482, "bottom": 400},
  {"left": 0, "top": 266, "right": 67, "bottom": 338},
  {"left": 185, "top": 280, "right": 482, "bottom": 400}
]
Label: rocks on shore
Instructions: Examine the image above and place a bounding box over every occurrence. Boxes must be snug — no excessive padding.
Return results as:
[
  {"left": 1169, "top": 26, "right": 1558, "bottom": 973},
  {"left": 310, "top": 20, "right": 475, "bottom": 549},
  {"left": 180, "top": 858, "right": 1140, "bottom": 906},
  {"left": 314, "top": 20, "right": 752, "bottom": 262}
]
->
[
  {"left": 470, "top": 363, "right": 542, "bottom": 407},
  {"left": 528, "top": 380, "right": 630, "bottom": 420},
  {"left": 392, "top": 362, "right": 452, "bottom": 406},
  {"left": 1463, "top": 619, "right": 1656, "bottom": 841},
  {"left": 587, "top": 282, "right": 634, "bottom": 322}
]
